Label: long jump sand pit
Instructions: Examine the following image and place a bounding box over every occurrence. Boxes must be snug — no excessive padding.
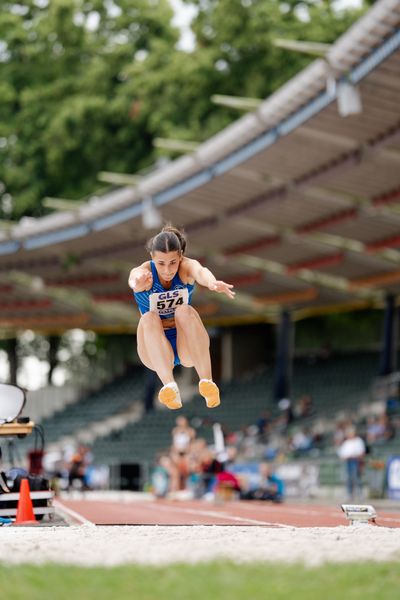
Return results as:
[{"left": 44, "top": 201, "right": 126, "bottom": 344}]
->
[
  {"left": 1, "top": 495, "right": 399, "bottom": 566},
  {"left": 1, "top": 524, "right": 400, "bottom": 567}
]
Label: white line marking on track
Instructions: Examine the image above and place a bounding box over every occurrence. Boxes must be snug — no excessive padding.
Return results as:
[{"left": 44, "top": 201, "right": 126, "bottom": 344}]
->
[
  {"left": 54, "top": 499, "right": 96, "bottom": 527},
  {"left": 376, "top": 516, "right": 400, "bottom": 524},
  {"left": 238, "top": 503, "right": 400, "bottom": 525},
  {"left": 237, "top": 504, "right": 342, "bottom": 519},
  {"left": 151, "top": 502, "right": 292, "bottom": 527}
]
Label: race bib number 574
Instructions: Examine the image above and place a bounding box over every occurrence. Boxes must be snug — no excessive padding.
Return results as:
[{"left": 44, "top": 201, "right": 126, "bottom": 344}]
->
[{"left": 149, "top": 288, "right": 189, "bottom": 316}]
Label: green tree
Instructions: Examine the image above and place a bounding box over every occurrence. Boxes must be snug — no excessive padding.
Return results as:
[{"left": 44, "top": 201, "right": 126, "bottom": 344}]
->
[
  {"left": 124, "top": 0, "right": 368, "bottom": 152},
  {"left": 0, "top": 0, "right": 178, "bottom": 219},
  {"left": 184, "top": 0, "right": 368, "bottom": 101},
  {"left": 0, "top": 0, "right": 369, "bottom": 220}
]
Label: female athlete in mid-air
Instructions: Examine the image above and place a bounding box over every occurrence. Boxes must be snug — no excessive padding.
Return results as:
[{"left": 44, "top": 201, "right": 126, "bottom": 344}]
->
[{"left": 128, "top": 225, "right": 235, "bottom": 410}]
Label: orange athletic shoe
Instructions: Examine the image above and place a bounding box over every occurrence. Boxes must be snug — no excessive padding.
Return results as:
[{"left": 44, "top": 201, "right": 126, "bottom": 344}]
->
[
  {"left": 158, "top": 382, "right": 182, "bottom": 410},
  {"left": 199, "top": 379, "right": 220, "bottom": 408}
]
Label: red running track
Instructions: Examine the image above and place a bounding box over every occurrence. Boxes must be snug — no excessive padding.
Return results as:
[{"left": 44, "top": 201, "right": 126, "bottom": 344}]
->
[{"left": 55, "top": 498, "right": 400, "bottom": 528}]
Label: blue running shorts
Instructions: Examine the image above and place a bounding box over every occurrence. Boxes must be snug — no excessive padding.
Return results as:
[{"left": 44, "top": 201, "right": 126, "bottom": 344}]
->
[{"left": 165, "top": 328, "right": 180, "bottom": 366}]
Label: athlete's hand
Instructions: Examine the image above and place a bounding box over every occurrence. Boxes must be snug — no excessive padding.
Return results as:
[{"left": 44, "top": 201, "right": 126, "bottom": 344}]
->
[
  {"left": 209, "top": 280, "right": 235, "bottom": 299},
  {"left": 129, "top": 270, "right": 152, "bottom": 291}
]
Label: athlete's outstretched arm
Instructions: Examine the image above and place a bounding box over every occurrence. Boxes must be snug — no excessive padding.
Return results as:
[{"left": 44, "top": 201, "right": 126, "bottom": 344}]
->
[
  {"left": 128, "top": 261, "right": 152, "bottom": 291},
  {"left": 186, "top": 259, "right": 235, "bottom": 299}
]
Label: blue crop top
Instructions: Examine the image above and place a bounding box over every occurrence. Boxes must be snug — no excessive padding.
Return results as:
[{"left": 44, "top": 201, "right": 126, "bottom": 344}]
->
[{"left": 133, "top": 261, "right": 195, "bottom": 320}]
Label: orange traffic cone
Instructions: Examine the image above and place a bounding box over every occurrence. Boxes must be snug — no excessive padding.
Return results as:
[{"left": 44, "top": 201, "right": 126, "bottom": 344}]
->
[{"left": 14, "top": 478, "right": 38, "bottom": 526}]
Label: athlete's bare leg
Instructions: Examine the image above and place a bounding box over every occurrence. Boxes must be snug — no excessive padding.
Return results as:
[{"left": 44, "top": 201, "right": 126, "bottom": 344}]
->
[
  {"left": 137, "top": 312, "right": 175, "bottom": 383},
  {"left": 175, "top": 305, "right": 220, "bottom": 408},
  {"left": 137, "top": 312, "right": 181, "bottom": 409},
  {"left": 174, "top": 305, "right": 210, "bottom": 376}
]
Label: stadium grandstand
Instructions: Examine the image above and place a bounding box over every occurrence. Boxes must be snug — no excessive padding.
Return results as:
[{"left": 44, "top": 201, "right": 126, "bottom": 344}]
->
[{"left": 1, "top": 0, "right": 400, "bottom": 503}]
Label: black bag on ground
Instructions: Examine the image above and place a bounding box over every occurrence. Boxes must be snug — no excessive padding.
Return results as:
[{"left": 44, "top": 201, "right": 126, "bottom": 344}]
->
[{"left": 0, "top": 468, "right": 50, "bottom": 520}]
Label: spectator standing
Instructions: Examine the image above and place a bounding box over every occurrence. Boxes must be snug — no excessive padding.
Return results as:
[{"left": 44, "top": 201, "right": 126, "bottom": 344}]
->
[
  {"left": 171, "top": 416, "right": 195, "bottom": 454},
  {"left": 337, "top": 426, "right": 366, "bottom": 500},
  {"left": 169, "top": 416, "right": 196, "bottom": 490},
  {"left": 68, "top": 445, "right": 92, "bottom": 490}
]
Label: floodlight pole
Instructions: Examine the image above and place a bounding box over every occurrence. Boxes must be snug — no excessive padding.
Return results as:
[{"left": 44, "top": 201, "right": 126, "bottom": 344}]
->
[
  {"left": 379, "top": 294, "right": 398, "bottom": 376},
  {"left": 273, "top": 309, "right": 294, "bottom": 403},
  {"left": 5, "top": 337, "right": 18, "bottom": 386}
]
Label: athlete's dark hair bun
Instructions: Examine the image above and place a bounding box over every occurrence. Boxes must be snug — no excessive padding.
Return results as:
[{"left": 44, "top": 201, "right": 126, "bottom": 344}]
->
[{"left": 147, "top": 224, "right": 187, "bottom": 255}]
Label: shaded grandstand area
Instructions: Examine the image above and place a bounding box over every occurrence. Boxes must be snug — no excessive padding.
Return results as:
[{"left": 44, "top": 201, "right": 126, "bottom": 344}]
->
[
  {"left": 11, "top": 349, "right": 397, "bottom": 497},
  {"left": 90, "top": 352, "right": 378, "bottom": 464},
  {"left": 36, "top": 367, "right": 145, "bottom": 445},
  {"left": 10, "top": 366, "right": 146, "bottom": 466}
]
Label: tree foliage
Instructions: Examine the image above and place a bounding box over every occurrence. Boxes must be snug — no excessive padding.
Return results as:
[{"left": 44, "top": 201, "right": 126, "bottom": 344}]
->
[{"left": 0, "top": 0, "right": 368, "bottom": 220}]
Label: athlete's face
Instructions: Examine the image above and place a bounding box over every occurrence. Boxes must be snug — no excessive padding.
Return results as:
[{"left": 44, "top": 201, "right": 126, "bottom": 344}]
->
[{"left": 152, "top": 250, "right": 182, "bottom": 282}]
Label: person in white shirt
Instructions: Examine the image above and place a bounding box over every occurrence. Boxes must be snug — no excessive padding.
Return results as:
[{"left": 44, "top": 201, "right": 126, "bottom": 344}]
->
[
  {"left": 172, "top": 416, "right": 195, "bottom": 454},
  {"left": 337, "top": 426, "right": 366, "bottom": 500}
]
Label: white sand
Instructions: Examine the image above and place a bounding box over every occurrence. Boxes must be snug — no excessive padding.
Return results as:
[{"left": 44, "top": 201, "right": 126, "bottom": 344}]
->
[{"left": 0, "top": 525, "right": 399, "bottom": 566}]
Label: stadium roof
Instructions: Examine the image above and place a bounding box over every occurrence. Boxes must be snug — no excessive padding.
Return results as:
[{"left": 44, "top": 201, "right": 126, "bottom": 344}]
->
[{"left": 1, "top": 0, "right": 400, "bottom": 334}]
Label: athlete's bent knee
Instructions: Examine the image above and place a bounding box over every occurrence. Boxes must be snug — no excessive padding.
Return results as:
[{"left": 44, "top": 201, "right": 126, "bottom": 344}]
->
[
  {"left": 140, "top": 311, "right": 162, "bottom": 327},
  {"left": 174, "top": 304, "right": 195, "bottom": 324}
]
